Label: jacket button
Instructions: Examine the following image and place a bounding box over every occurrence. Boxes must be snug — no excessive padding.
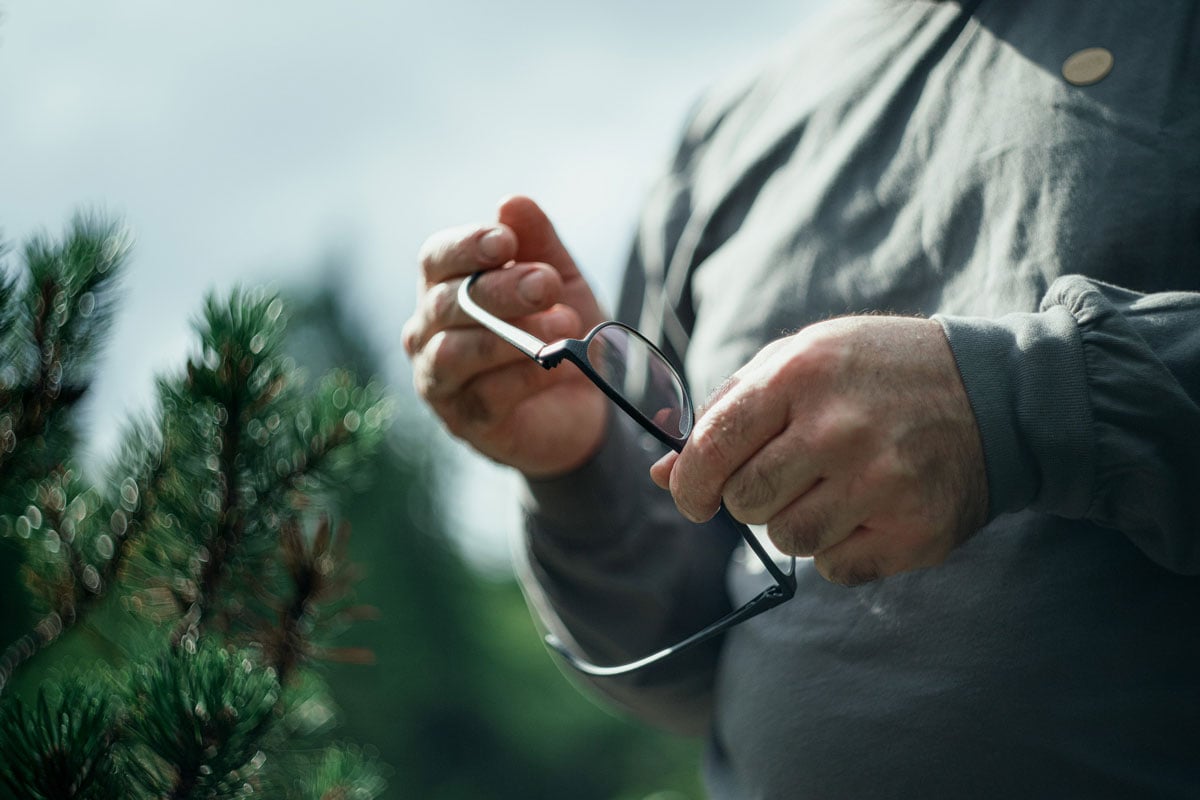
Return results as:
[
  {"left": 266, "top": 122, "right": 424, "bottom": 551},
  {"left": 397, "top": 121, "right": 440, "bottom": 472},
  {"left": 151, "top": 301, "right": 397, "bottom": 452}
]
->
[{"left": 1062, "top": 47, "right": 1114, "bottom": 86}]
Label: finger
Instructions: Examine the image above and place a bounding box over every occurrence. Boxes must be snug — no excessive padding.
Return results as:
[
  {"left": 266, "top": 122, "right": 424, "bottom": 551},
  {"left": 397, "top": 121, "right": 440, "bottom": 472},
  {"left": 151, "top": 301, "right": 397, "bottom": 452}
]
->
[
  {"left": 497, "top": 196, "right": 581, "bottom": 281},
  {"left": 696, "top": 337, "right": 787, "bottom": 409},
  {"left": 470, "top": 262, "right": 563, "bottom": 317},
  {"left": 669, "top": 380, "right": 790, "bottom": 523},
  {"left": 497, "top": 196, "right": 608, "bottom": 331},
  {"left": 435, "top": 358, "right": 576, "bottom": 436},
  {"left": 414, "top": 305, "right": 581, "bottom": 401},
  {"left": 414, "top": 327, "right": 527, "bottom": 402},
  {"left": 403, "top": 263, "right": 565, "bottom": 355},
  {"left": 811, "top": 523, "right": 950, "bottom": 587},
  {"left": 721, "top": 430, "right": 822, "bottom": 524},
  {"left": 650, "top": 450, "right": 678, "bottom": 490},
  {"left": 811, "top": 527, "right": 890, "bottom": 587},
  {"left": 763, "top": 476, "right": 868, "bottom": 558},
  {"left": 417, "top": 223, "right": 517, "bottom": 287}
]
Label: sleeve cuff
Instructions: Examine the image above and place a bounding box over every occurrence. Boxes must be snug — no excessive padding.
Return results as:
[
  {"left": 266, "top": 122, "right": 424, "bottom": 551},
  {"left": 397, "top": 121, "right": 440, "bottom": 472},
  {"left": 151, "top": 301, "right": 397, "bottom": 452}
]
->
[
  {"left": 934, "top": 306, "right": 1095, "bottom": 521},
  {"left": 520, "top": 411, "right": 662, "bottom": 547}
]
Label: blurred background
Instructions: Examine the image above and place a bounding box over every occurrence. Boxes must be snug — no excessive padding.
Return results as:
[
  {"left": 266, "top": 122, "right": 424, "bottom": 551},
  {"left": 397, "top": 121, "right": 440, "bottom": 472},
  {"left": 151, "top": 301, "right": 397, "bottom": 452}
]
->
[{"left": 0, "top": 2, "right": 822, "bottom": 797}]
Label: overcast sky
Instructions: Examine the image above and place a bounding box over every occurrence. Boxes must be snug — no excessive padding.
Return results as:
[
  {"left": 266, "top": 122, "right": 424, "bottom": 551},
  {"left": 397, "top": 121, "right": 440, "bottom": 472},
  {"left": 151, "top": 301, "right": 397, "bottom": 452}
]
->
[{"left": 0, "top": 1, "right": 824, "bottom": 565}]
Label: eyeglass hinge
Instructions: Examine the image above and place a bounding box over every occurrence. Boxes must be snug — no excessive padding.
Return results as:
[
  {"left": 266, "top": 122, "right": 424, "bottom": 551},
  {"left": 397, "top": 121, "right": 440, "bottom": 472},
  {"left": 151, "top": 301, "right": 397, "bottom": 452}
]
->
[{"left": 536, "top": 341, "right": 569, "bottom": 369}]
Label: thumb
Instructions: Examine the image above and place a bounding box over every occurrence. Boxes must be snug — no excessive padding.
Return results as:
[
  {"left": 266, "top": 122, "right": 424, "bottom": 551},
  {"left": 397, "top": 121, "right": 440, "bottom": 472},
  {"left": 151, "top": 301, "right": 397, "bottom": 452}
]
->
[{"left": 496, "top": 195, "right": 580, "bottom": 279}]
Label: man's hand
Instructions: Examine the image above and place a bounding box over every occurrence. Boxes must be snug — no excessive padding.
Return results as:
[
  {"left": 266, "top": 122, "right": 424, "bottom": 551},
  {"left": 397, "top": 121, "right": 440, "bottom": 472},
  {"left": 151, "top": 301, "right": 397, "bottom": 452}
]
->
[
  {"left": 650, "top": 316, "right": 988, "bottom": 586},
  {"left": 403, "top": 196, "right": 608, "bottom": 478}
]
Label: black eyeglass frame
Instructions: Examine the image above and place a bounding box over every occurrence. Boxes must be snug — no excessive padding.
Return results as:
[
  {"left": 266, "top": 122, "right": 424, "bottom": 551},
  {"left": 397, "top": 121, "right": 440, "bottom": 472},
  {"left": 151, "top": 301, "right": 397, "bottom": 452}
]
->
[{"left": 459, "top": 271, "right": 796, "bottom": 676}]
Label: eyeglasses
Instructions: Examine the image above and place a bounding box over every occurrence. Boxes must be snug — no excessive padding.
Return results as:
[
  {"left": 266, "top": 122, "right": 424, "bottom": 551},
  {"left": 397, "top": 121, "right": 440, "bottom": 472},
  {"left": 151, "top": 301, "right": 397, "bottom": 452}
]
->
[{"left": 459, "top": 272, "right": 796, "bottom": 677}]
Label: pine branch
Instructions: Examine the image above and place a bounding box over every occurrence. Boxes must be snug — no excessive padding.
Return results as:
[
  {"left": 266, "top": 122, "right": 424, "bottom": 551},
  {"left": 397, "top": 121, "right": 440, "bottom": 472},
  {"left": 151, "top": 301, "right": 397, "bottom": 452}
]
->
[
  {"left": 0, "top": 214, "right": 128, "bottom": 495},
  {"left": 252, "top": 372, "right": 392, "bottom": 526},
  {"left": 0, "top": 273, "right": 78, "bottom": 475},
  {"left": 0, "top": 215, "right": 130, "bottom": 694},
  {"left": 0, "top": 257, "right": 395, "bottom": 797},
  {"left": 170, "top": 389, "right": 246, "bottom": 648},
  {"left": 166, "top": 288, "right": 286, "bottom": 646},
  {"left": 123, "top": 641, "right": 279, "bottom": 799},
  {"left": 0, "top": 432, "right": 168, "bottom": 696},
  {"left": 0, "top": 472, "right": 84, "bottom": 696},
  {"left": 167, "top": 336, "right": 388, "bottom": 650},
  {"left": 0, "top": 613, "right": 66, "bottom": 698},
  {"left": 301, "top": 745, "right": 387, "bottom": 800},
  {"left": 260, "top": 516, "right": 376, "bottom": 685},
  {"left": 0, "top": 678, "right": 121, "bottom": 799},
  {"left": 101, "top": 416, "right": 171, "bottom": 589}
]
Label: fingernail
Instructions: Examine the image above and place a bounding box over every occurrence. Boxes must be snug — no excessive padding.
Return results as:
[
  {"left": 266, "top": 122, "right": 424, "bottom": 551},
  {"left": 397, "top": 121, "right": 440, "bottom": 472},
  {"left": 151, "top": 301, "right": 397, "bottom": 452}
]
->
[
  {"left": 478, "top": 228, "right": 506, "bottom": 261},
  {"left": 517, "top": 272, "right": 547, "bottom": 305}
]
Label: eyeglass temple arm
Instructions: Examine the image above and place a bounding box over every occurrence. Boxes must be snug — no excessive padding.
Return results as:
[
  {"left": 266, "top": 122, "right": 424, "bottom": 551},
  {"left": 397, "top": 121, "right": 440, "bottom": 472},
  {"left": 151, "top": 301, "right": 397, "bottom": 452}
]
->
[
  {"left": 548, "top": 506, "right": 796, "bottom": 678},
  {"left": 545, "top": 580, "right": 791, "bottom": 678},
  {"left": 458, "top": 272, "right": 549, "bottom": 358},
  {"left": 722, "top": 505, "right": 797, "bottom": 591}
]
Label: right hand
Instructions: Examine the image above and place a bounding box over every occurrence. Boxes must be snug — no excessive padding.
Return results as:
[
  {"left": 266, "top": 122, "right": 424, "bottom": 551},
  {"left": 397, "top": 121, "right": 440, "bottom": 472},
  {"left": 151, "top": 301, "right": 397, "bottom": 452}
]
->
[{"left": 402, "top": 196, "right": 609, "bottom": 478}]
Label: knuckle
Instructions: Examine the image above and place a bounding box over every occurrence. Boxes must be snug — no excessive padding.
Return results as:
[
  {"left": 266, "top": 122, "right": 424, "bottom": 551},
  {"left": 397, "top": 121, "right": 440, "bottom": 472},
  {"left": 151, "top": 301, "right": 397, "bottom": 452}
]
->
[
  {"left": 802, "top": 396, "right": 852, "bottom": 441},
  {"left": 687, "top": 418, "right": 731, "bottom": 468},
  {"left": 429, "top": 281, "right": 459, "bottom": 325},
  {"left": 417, "top": 332, "right": 457, "bottom": 396},
  {"left": 533, "top": 306, "right": 580, "bottom": 341},
  {"left": 724, "top": 463, "right": 779, "bottom": 524},
  {"left": 427, "top": 329, "right": 457, "bottom": 369},
  {"left": 411, "top": 358, "right": 437, "bottom": 402},
  {"left": 400, "top": 318, "right": 421, "bottom": 356},
  {"left": 779, "top": 332, "right": 843, "bottom": 388},
  {"left": 412, "top": 368, "right": 435, "bottom": 405},
  {"left": 450, "top": 388, "right": 492, "bottom": 428},
  {"left": 416, "top": 233, "right": 449, "bottom": 278},
  {"left": 418, "top": 329, "right": 505, "bottom": 401},
  {"left": 668, "top": 464, "right": 716, "bottom": 523},
  {"left": 767, "top": 503, "right": 828, "bottom": 557},
  {"left": 814, "top": 553, "right": 882, "bottom": 588},
  {"left": 468, "top": 327, "right": 499, "bottom": 361},
  {"left": 417, "top": 225, "right": 478, "bottom": 280}
]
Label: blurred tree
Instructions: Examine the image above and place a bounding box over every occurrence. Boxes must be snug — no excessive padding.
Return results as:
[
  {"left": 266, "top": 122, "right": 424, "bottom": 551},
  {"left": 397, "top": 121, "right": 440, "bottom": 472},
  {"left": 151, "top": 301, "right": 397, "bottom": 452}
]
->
[
  {"left": 0, "top": 216, "right": 392, "bottom": 798},
  {"left": 0, "top": 218, "right": 703, "bottom": 799},
  {"left": 286, "top": 263, "right": 705, "bottom": 800}
]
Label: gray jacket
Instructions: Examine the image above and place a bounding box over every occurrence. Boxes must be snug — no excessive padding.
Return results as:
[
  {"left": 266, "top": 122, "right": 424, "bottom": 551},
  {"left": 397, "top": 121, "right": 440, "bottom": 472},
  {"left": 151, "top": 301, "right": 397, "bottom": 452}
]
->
[{"left": 521, "top": 1, "right": 1200, "bottom": 796}]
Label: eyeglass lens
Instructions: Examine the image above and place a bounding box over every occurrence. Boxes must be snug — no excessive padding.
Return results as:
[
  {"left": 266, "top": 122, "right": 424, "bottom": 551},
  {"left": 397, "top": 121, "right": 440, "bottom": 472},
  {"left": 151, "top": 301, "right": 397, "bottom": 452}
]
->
[{"left": 585, "top": 324, "right": 693, "bottom": 441}]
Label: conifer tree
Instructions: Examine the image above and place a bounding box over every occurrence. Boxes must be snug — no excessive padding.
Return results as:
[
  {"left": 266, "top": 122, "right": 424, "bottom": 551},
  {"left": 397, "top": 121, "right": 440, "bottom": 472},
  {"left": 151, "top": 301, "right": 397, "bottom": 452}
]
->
[{"left": 0, "top": 215, "right": 391, "bottom": 799}]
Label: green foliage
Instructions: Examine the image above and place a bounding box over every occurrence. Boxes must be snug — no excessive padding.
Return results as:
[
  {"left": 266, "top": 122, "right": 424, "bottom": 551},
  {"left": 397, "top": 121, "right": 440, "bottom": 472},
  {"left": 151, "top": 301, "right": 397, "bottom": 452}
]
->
[
  {"left": 295, "top": 745, "right": 386, "bottom": 800},
  {"left": 123, "top": 643, "right": 279, "bottom": 798},
  {"left": 0, "top": 217, "right": 392, "bottom": 798},
  {"left": 0, "top": 221, "right": 704, "bottom": 799},
  {"left": 0, "top": 213, "right": 128, "bottom": 512},
  {"left": 0, "top": 679, "right": 120, "bottom": 799}
]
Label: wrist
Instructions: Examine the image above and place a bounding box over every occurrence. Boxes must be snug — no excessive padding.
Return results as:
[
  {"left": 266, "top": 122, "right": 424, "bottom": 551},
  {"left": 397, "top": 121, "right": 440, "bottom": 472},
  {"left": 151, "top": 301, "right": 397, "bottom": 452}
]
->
[{"left": 521, "top": 408, "right": 651, "bottom": 542}]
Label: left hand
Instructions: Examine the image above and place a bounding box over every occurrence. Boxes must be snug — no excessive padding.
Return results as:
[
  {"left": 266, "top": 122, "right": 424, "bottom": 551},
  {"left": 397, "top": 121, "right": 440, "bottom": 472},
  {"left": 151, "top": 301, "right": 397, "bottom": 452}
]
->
[{"left": 650, "top": 316, "right": 988, "bottom": 586}]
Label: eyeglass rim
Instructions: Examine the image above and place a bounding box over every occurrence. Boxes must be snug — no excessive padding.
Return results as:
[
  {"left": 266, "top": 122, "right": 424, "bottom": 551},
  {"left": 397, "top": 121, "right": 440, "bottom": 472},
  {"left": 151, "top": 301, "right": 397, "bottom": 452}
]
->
[
  {"left": 543, "top": 321, "right": 694, "bottom": 449},
  {"left": 459, "top": 272, "right": 692, "bottom": 450}
]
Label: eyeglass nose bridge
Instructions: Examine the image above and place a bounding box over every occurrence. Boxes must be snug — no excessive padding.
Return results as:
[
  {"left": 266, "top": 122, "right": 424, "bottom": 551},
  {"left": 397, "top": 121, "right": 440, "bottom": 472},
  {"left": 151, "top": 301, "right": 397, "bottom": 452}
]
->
[{"left": 527, "top": 324, "right": 692, "bottom": 452}]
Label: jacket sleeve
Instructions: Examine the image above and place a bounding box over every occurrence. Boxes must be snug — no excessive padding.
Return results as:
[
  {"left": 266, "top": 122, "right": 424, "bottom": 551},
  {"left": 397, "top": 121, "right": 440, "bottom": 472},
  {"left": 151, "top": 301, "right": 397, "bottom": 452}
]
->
[
  {"left": 517, "top": 410, "right": 739, "bottom": 736},
  {"left": 936, "top": 275, "right": 1200, "bottom": 571}
]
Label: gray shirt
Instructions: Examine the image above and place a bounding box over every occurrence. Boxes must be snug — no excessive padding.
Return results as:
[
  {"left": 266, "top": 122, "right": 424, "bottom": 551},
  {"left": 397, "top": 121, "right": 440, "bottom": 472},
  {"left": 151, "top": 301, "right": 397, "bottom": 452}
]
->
[{"left": 520, "top": 1, "right": 1200, "bottom": 796}]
